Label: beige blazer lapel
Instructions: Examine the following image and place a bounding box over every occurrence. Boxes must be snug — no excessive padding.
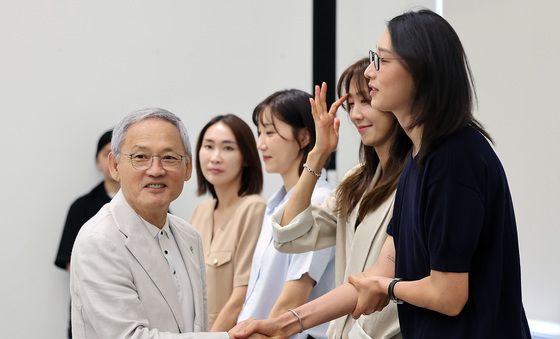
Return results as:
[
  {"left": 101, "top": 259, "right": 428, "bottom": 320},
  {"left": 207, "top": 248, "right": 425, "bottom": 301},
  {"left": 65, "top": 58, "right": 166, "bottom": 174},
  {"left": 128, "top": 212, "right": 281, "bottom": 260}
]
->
[
  {"left": 334, "top": 188, "right": 396, "bottom": 339},
  {"left": 170, "top": 221, "right": 205, "bottom": 332},
  {"left": 348, "top": 190, "right": 396, "bottom": 275},
  {"left": 110, "top": 192, "right": 186, "bottom": 332}
]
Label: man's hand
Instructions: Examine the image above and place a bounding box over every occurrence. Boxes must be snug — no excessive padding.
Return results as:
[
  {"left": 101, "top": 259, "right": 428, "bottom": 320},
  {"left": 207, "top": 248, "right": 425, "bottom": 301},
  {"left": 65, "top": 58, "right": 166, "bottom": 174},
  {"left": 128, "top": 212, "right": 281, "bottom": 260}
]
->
[
  {"left": 229, "top": 318, "right": 286, "bottom": 339},
  {"left": 348, "top": 273, "right": 391, "bottom": 319}
]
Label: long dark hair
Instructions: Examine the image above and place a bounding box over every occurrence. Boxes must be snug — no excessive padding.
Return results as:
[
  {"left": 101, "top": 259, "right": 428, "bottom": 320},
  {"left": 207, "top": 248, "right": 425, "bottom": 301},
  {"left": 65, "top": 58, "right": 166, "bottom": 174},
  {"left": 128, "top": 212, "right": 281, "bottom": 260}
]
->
[
  {"left": 252, "top": 89, "right": 316, "bottom": 175},
  {"left": 195, "top": 114, "right": 263, "bottom": 202},
  {"left": 388, "top": 9, "right": 492, "bottom": 166},
  {"left": 335, "top": 58, "right": 411, "bottom": 224}
]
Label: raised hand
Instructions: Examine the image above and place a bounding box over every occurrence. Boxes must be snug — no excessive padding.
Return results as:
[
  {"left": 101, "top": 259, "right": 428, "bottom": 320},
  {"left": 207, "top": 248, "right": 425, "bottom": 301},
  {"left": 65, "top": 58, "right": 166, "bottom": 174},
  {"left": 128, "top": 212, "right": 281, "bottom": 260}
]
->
[
  {"left": 309, "top": 82, "right": 348, "bottom": 158},
  {"left": 348, "top": 273, "right": 391, "bottom": 319}
]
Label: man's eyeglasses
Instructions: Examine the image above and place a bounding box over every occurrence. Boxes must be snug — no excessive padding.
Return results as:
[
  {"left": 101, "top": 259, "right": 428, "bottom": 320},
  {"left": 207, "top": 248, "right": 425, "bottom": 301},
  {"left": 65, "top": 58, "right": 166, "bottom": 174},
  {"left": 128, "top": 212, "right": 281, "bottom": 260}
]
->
[
  {"left": 123, "top": 152, "right": 187, "bottom": 170},
  {"left": 369, "top": 50, "right": 401, "bottom": 71}
]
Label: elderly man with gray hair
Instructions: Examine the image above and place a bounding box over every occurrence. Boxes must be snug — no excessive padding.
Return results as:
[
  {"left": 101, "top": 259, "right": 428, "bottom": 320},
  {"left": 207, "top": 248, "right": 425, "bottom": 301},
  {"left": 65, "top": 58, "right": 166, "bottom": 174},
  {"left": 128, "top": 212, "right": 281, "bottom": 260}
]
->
[{"left": 70, "top": 108, "right": 235, "bottom": 338}]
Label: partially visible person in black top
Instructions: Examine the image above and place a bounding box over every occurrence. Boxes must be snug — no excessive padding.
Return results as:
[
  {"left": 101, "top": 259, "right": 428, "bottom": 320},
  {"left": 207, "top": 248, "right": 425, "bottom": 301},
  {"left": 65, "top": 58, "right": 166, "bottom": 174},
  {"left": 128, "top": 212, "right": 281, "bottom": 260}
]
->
[
  {"left": 344, "top": 9, "right": 530, "bottom": 339},
  {"left": 54, "top": 129, "right": 119, "bottom": 338}
]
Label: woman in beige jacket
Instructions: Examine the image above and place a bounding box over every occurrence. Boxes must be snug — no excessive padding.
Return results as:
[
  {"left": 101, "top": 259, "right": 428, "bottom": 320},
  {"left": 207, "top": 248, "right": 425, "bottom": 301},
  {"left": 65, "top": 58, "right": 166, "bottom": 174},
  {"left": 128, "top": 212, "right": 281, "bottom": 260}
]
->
[{"left": 231, "top": 58, "right": 412, "bottom": 339}]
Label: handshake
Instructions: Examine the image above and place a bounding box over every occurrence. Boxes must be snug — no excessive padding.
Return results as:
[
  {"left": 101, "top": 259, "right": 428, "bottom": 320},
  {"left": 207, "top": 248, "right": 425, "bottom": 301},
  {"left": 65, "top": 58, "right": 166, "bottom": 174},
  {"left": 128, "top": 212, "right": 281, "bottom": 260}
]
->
[
  {"left": 227, "top": 315, "right": 289, "bottom": 339},
  {"left": 227, "top": 306, "right": 309, "bottom": 339},
  {"left": 227, "top": 274, "right": 392, "bottom": 339}
]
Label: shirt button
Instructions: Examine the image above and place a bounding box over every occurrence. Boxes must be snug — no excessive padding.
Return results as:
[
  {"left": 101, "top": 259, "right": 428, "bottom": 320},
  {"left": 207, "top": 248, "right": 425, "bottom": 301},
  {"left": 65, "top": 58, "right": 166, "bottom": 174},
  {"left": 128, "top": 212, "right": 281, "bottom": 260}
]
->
[
  {"left": 164, "top": 250, "right": 168, "bottom": 255},
  {"left": 213, "top": 258, "right": 218, "bottom": 265},
  {"left": 160, "top": 231, "right": 163, "bottom": 235}
]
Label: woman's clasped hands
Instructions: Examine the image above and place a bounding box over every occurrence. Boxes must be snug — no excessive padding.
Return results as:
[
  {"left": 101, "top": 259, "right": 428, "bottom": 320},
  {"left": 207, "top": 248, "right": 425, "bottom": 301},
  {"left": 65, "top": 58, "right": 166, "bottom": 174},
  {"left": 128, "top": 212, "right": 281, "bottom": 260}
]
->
[{"left": 348, "top": 272, "right": 392, "bottom": 319}]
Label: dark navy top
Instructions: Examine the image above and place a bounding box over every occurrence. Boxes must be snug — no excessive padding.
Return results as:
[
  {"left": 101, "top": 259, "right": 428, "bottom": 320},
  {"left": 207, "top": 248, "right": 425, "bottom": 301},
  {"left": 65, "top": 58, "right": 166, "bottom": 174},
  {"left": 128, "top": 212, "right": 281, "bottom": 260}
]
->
[
  {"left": 55, "top": 182, "right": 111, "bottom": 269},
  {"left": 387, "top": 127, "right": 530, "bottom": 339}
]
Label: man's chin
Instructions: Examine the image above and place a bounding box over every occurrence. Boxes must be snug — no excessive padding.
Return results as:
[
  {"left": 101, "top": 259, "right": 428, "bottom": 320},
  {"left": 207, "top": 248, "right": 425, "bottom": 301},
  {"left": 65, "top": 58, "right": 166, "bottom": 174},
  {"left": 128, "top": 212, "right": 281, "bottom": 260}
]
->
[{"left": 133, "top": 198, "right": 171, "bottom": 213}]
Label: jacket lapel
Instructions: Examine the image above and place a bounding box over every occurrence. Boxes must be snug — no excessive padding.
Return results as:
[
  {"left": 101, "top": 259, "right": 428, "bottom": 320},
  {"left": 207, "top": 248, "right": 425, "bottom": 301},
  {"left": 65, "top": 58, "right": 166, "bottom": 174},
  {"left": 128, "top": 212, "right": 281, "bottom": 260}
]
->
[
  {"left": 336, "top": 190, "right": 396, "bottom": 339},
  {"left": 110, "top": 191, "right": 185, "bottom": 332},
  {"left": 349, "top": 190, "right": 396, "bottom": 274}
]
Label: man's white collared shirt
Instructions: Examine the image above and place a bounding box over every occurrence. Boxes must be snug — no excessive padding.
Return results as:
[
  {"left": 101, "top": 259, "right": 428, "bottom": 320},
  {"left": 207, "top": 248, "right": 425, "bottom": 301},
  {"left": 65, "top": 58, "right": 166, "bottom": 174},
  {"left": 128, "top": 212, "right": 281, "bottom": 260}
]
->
[{"left": 142, "top": 218, "right": 195, "bottom": 332}]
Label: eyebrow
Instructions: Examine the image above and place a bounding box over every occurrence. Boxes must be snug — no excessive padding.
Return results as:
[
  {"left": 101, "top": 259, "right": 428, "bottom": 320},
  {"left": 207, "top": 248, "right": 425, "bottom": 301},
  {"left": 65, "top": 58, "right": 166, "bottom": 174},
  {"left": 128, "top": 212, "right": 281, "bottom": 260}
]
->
[
  {"left": 202, "top": 138, "right": 237, "bottom": 145},
  {"left": 130, "top": 145, "right": 150, "bottom": 151},
  {"left": 130, "top": 145, "right": 181, "bottom": 153},
  {"left": 377, "top": 46, "right": 396, "bottom": 55}
]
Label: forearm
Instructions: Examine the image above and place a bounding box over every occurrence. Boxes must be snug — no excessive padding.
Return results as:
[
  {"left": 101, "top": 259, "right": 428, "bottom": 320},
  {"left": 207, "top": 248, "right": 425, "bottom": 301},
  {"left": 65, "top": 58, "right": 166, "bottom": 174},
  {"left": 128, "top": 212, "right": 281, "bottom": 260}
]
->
[
  {"left": 393, "top": 272, "right": 468, "bottom": 316},
  {"left": 211, "top": 301, "right": 243, "bottom": 332},
  {"left": 212, "top": 287, "right": 247, "bottom": 331},
  {"left": 268, "top": 290, "right": 309, "bottom": 319},
  {"left": 269, "top": 273, "right": 314, "bottom": 319},
  {"left": 280, "top": 151, "right": 330, "bottom": 226},
  {"left": 275, "top": 283, "right": 358, "bottom": 336}
]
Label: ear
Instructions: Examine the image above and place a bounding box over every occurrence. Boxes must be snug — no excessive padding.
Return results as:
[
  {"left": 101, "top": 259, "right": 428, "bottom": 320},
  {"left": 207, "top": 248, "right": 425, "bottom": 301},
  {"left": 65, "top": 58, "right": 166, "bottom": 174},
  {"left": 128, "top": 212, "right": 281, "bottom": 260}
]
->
[
  {"left": 184, "top": 156, "right": 193, "bottom": 181},
  {"left": 298, "top": 129, "right": 311, "bottom": 149},
  {"left": 108, "top": 152, "right": 120, "bottom": 182},
  {"left": 95, "top": 156, "right": 102, "bottom": 171}
]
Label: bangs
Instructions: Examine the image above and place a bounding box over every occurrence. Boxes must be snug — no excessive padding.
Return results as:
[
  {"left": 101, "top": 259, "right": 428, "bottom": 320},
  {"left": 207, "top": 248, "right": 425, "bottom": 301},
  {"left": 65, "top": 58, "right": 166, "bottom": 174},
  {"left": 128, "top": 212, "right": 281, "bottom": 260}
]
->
[{"left": 337, "top": 57, "right": 371, "bottom": 111}]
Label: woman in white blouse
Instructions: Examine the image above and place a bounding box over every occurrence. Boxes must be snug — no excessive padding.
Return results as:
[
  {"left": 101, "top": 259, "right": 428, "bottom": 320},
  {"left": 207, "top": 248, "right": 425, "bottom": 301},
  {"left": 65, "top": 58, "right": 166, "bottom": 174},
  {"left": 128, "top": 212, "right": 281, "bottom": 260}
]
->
[{"left": 237, "top": 89, "right": 336, "bottom": 339}]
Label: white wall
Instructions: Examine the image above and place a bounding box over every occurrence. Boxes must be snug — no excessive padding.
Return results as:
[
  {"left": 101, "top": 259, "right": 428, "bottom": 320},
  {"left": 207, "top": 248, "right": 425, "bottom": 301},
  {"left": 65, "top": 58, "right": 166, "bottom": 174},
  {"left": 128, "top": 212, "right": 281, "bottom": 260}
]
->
[{"left": 1, "top": 1, "right": 558, "bottom": 337}]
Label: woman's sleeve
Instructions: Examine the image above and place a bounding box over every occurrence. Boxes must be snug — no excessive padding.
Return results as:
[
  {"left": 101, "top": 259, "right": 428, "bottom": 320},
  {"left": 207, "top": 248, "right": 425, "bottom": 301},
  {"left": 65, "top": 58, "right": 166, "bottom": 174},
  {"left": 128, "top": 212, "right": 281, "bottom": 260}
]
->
[
  {"left": 272, "top": 187, "right": 338, "bottom": 253},
  {"left": 423, "top": 152, "right": 485, "bottom": 272}
]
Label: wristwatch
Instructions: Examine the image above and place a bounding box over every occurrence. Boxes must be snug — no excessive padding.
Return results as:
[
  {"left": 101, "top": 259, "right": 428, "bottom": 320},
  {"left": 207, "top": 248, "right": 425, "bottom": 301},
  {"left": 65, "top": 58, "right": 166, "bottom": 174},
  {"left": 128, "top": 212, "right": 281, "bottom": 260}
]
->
[{"left": 388, "top": 278, "right": 404, "bottom": 304}]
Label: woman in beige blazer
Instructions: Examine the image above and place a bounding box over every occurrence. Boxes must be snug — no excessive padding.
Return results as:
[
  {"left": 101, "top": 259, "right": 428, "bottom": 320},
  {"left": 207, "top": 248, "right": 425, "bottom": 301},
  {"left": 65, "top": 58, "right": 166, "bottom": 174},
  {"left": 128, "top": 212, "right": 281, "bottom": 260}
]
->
[
  {"left": 231, "top": 59, "right": 412, "bottom": 339},
  {"left": 190, "top": 114, "right": 266, "bottom": 331}
]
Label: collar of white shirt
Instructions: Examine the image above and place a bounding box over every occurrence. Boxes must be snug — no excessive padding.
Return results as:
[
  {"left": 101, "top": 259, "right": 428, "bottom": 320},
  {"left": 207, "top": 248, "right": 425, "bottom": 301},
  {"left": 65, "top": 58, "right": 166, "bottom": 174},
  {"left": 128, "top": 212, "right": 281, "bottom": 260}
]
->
[{"left": 141, "top": 217, "right": 171, "bottom": 238}]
